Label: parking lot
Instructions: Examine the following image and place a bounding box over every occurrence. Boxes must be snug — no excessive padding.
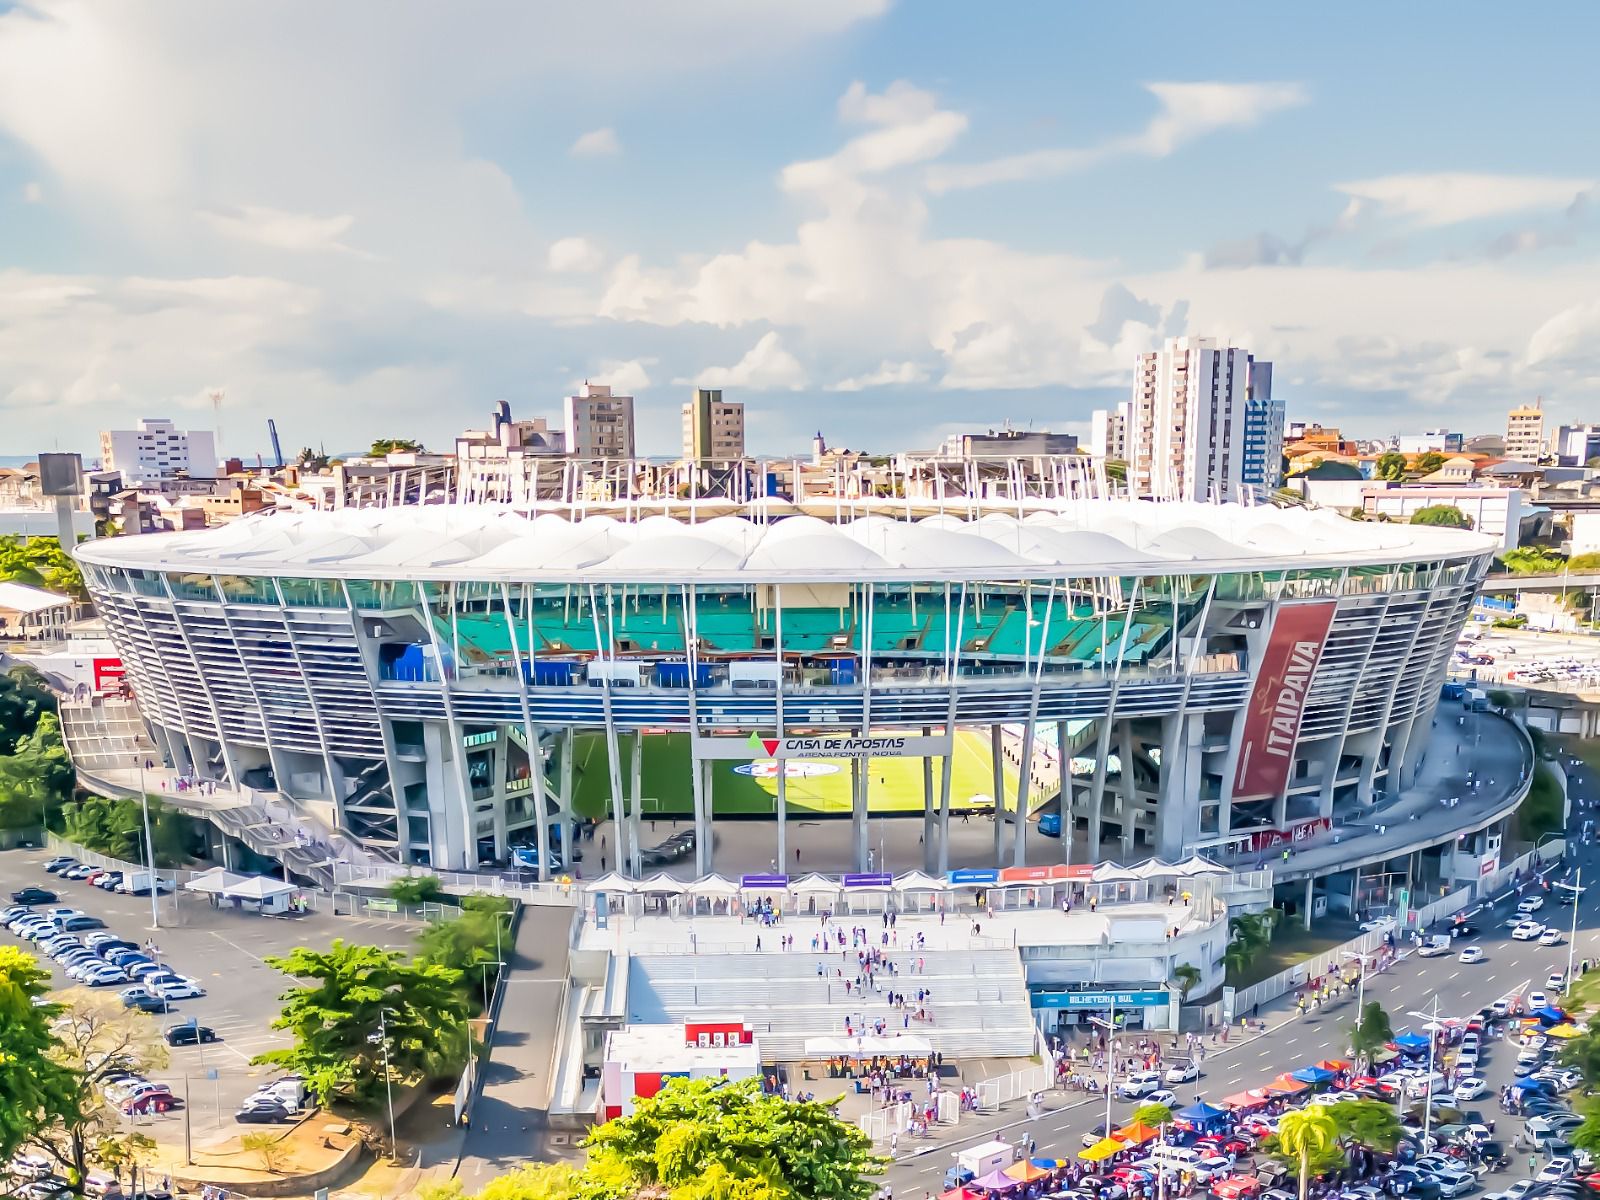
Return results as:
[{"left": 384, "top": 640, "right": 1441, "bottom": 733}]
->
[
  {"left": 1456, "top": 626, "right": 1600, "bottom": 689},
  {"left": 1, "top": 847, "right": 418, "bottom": 1146}
]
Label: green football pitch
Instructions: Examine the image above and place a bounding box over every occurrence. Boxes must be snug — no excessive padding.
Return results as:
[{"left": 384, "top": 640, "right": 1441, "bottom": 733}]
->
[{"left": 569, "top": 730, "right": 1012, "bottom": 816}]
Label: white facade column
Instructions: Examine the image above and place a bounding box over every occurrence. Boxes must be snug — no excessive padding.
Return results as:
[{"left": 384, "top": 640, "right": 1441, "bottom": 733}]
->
[
  {"left": 630, "top": 729, "right": 644, "bottom": 877},
  {"left": 851, "top": 757, "right": 868, "bottom": 871},
  {"left": 991, "top": 724, "right": 1006, "bottom": 865},
  {"left": 922, "top": 727, "right": 936, "bottom": 873}
]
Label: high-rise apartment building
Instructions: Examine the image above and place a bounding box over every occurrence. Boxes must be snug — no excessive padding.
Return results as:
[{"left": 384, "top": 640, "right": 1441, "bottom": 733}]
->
[
  {"left": 1241, "top": 356, "right": 1284, "bottom": 491},
  {"left": 562, "top": 383, "right": 635, "bottom": 460},
  {"left": 680, "top": 388, "right": 745, "bottom": 462},
  {"left": 1122, "top": 337, "right": 1252, "bottom": 501},
  {"left": 1089, "top": 403, "right": 1129, "bottom": 463},
  {"left": 1505, "top": 397, "right": 1545, "bottom": 462},
  {"left": 99, "top": 418, "right": 218, "bottom": 485}
]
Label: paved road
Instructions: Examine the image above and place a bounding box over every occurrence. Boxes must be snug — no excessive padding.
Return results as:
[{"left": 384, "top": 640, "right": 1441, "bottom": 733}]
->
[{"left": 883, "top": 774, "right": 1600, "bottom": 1194}]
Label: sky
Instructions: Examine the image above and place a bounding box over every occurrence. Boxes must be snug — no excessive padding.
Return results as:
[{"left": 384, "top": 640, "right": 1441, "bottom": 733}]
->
[{"left": 1, "top": 1, "right": 1597, "bottom": 462}]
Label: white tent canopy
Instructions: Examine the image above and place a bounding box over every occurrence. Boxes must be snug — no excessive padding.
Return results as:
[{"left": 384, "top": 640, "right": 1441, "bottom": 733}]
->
[
  {"left": 1092, "top": 863, "right": 1138, "bottom": 883},
  {"left": 687, "top": 873, "right": 740, "bottom": 897},
  {"left": 788, "top": 873, "right": 842, "bottom": 894},
  {"left": 586, "top": 872, "right": 638, "bottom": 893},
  {"left": 184, "top": 869, "right": 248, "bottom": 894},
  {"left": 1177, "top": 855, "right": 1230, "bottom": 876},
  {"left": 637, "top": 873, "right": 688, "bottom": 894},
  {"left": 893, "top": 871, "right": 948, "bottom": 892},
  {"left": 1129, "top": 860, "right": 1178, "bottom": 881},
  {"left": 225, "top": 875, "right": 297, "bottom": 900}
]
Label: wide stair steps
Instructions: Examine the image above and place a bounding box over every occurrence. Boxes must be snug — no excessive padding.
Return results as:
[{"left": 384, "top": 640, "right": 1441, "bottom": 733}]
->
[{"left": 628, "top": 948, "right": 1036, "bottom": 1062}]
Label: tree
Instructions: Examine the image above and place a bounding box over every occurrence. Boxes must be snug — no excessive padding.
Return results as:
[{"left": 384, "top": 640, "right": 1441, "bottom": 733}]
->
[
  {"left": 1409, "top": 504, "right": 1472, "bottom": 530},
  {"left": 416, "top": 896, "right": 515, "bottom": 1001},
  {"left": 389, "top": 874, "right": 447, "bottom": 905},
  {"left": 421, "top": 1163, "right": 580, "bottom": 1200},
  {"left": 1271, "top": 1108, "right": 1343, "bottom": 1200},
  {"left": 1414, "top": 452, "right": 1447, "bottom": 476},
  {"left": 1171, "top": 965, "right": 1202, "bottom": 1001},
  {"left": 1501, "top": 546, "right": 1565, "bottom": 575},
  {"left": 1348, "top": 1001, "right": 1394, "bottom": 1062},
  {"left": 34, "top": 987, "right": 170, "bottom": 1183},
  {"left": 1519, "top": 763, "right": 1565, "bottom": 841},
  {"left": 0, "top": 712, "right": 75, "bottom": 831},
  {"left": 93, "top": 1132, "right": 156, "bottom": 1191},
  {"left": 0, "top": 536, "right": 86, "bottom": 600},
  {"left": 1325, "top": 1099, "right": 1403, "bottom": 1153},
  {"left": 296, "top": 448, "right": 331, "bottom": 472},
  {"left": 253, "top": 940, "right": 469, "bottom": 1108},
  {"left": 584, "top": 1077, "right": 882, "bottom": 1200},
  {"left": 0, "top": 948, "right": 78, "bottom": 1163},
  {"left": 1559, "top": 1027, "right": 1600, "bottom": 1089},
  {"left": 1374, "top": 452, "right": 1409, "bottom": 482},
  {"left": 1131, "top": 1103, "right": 1174, "bottom": 1129},
  {"left": 369, "top": 439, "right": 424, "bottom": 456},
  {"left": 1567, "top": 1098, "right": 1600, "bottom": 1155},
  {"left": 0, "top": 666, "right": 58, "bottom": 756},
  {"left": 240, "top": 1131, "right": 290, "bottom": 1174}
]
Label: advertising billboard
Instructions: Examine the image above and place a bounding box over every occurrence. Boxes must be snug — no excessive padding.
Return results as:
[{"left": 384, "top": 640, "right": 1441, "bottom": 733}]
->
[{"left": 1232, "top": 601, "right": 1338, "bottom": 799}]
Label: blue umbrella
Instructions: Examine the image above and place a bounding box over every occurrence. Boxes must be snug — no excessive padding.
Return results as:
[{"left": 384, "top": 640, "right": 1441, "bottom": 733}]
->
[
  {"left": 1292, "top": 1066, "right": 1336, "bottom": 1084},
  {"left": 1511, "top": 1076, "right": 1550, "bottom": 1092},
  {"left": 1176, "top": 1100, "right": 1229, "bottom": 1124},
  {"left": 1535, "top": 1006, "right": 1567, "bottom": 1024},
  {"left": 1392, "top": 1031, "right": 1430, "bottom": 1052}
]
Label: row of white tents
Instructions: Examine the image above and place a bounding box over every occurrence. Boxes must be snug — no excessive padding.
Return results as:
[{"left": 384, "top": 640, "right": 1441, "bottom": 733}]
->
[
  {"left": 583, "top": 855, "right": 1230, "bottom": 895},
  {"left": 184, "top": 866, "right": 299, "bottom": 911}
]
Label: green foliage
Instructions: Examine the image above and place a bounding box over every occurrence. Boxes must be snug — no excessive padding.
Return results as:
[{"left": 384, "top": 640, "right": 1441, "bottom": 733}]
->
[
  {"left": 58, "top": 794, "right": 196, "bottom": 867},
  {"left": 1374, "top": 452, "right": 1409, "bottom": 482},
  {"left": 252, "top": 939, "right": 469, "bottom": 1108},
  {"left": 1170, "top": 964, "right": 1202, "bottom": 1000},
  {"left": 0, "top": 666, "right": 58, "bottom": 755},
  {"left": 1558, "top": 1023, "right": 1600, "bottom": 1089},
  {"left": 0, "top": 711, "right": 75, "bottom": 830},
  {"left": 93, "top": 1132, "right": 156, "bottom": 1187},
  {"left": 1104, "top": 460, "right": 1127, "bottom": 483},
  {"left": 296, "top": 448, "right": 330, "bottom": 471},
  {"left": 1268, "top": 1108, "right": 1344, "bottom": 1200},
  {"left": 1518, "top": 762, "right": 1565, "bottom": 842},
  {"left": 1325, "top": 1099, "right": 1403, "bottom": 1152},
  {"left": 0, "top": 948, "right": 78, "bottom": 1163},
  {"left": 1486, "top": 689, "right": 1521, "bottom": 709},
  {"left": 1501, "top": 546, "right": 1566, "bottom": 575},
  {"left": 1491, "top": 615, "right": 1528, "bottom": 629},
  {"left": 416, "top": 897, "right": 515, "bottom": 1003},
  {"left": 1568, "top": 1098, "right": 1600, "bottom": 1154},
  {"left": 1348, "top": 1001, "right": 1394, "bottom": 1061},
  {"left": 1131, "top": 1103, "right": 1174, "bottom": 1129},
  {"left": 1409, "top": 504, "right": 1472, "bottom": 529},
  {"left": 239, "top": 1131, "right": 289, "bottom": 1174},
  {"left": 369, "top": 439, "right": 424, "bottom": 456},
  {"left": 1568, "top": 552, "right": 1600, "bottom": 573},
  {"left": 1414, "top": 452, "right": 1447, "bottom": 475},
  {"left": 583, "top": 1077, "right": 882, "bottom": 1200},
  {"left": 422, "top": 1163, "right": 581, "bottom": 1200},
  {"left": 389, "top": 874, "right": 447, "bottom": 904},
  {"left": 0, "top": 535, "right": 85, "bottom": 600}
]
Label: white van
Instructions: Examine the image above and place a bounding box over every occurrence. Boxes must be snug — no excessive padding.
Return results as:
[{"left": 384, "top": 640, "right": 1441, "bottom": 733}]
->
[{"left": 1148, "top": 1146, "right": 1204, "bottom": 1171}]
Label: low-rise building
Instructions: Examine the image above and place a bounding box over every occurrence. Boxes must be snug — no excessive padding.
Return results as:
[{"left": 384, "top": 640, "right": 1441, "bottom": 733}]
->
[{"left": 1360, "top": 484, "right": 1529, "bottom": 550}]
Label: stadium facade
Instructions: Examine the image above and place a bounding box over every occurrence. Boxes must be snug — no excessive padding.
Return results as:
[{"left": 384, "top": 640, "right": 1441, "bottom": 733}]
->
[{"left": 74, "top": 498, "right": 1496, "bottom": 879}]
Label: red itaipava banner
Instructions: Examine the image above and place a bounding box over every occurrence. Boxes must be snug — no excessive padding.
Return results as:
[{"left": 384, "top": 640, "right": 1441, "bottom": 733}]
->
[{"left": 1232, "top": 601, "right": 1338, "bottom": 800}]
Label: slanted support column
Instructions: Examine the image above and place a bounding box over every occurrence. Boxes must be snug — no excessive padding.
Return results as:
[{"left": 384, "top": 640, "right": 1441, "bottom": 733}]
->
[
  {"left": 851, "top": 756, "right": 869, "bottom": 871},
  {"left": 630, "top": 730, "right": 644, "bottom": 877},
  {"left": 922, "top": 727, "right": 936, "bottom": 873},
  {"left": 991, "top": 724, "right": 1006, "bottom": 866}
]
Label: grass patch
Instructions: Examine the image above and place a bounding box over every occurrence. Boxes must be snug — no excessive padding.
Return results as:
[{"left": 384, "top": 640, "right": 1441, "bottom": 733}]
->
[
  {"left": 1518, "top": 760, "right": 1566, "bottom": 841},
  {"left": 569, "top": 730, "right": 1006, "bottom": 817},
  {"left": 1224, "top": 919, "right": 1360, "bottom": 990},
  {"left": 1563, "top": 969, "right": 1600, "bottom": 1017}
]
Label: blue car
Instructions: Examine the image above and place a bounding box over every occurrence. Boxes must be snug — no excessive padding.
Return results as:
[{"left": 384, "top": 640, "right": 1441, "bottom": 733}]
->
[{"left": 1038, "top": 811, "right": 1062, "bottom": 837}]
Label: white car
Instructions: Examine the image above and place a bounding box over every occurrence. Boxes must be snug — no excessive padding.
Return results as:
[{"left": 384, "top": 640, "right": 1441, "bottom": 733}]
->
[
  {"left": 1453, "top": 1078, "right": 1487, "bottom": 1102},
  {"left": 151, "top": 978, "right": 206, "bottom": 1000},
  {"left": 1513, "top": 922, "right": 1545, "bottom": 941},
  {"left": 1519, "top": 895, "right": 1546, "bottom": 914},
  {"left": 1455, "top": 1048, "right": 1479, "bottom": 1071},
  {"left": 1540, "top": 929, "right": 1564, "bottom": 947},
  {"left": 1118, "top": 1070, "right": 1162, "bottom": 1098},
  {"left": 1145, "top": 1089, "right": 1179, "bottom": 1107},
  {"left": 8, "top": 1154, "right": 53, "bottom": 1180},
  {"left": 1485, "top": 1181, "right": 1538, "bottom": 1200},
  {"left": 1528, "top": 990, "right": 1549, "bottom": 1010},
  {"left": 1165, "top": 1061, "right": 1200, "bottom": 1084},
  {"left": 1538, "top": 1159, "right": 1574, "bottom": 1183},
  {"left": 1192, "top": 1157, "right": 1233, "bottom": 1182},
  {"left": 1359, "top": 918, "right": 1395, "bottom": 933},
  {"left": 1548, "top": 972, "right": 1567, "bottom": 991},
  {"left": 1458, "top": 946, "right": 1485, "bottom": 964}
]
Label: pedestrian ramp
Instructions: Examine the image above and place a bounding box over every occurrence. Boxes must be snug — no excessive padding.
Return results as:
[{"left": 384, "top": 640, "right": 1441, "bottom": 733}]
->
[{"left": 627, "top": 948, "right": 1036, "bottom": 1061}]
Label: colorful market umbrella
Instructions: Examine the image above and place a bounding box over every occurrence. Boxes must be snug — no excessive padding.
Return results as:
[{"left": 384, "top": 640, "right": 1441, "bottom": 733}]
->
[
  {"left": 1547, "top": 1023, "right": 1583, "bottom": 1039},
  {"left": 1317, "top": 1059, "right": 1350, "bottom": 1071},
  {"left": 971, "top": 1169, "right": 1025, "bottom": 1191},
  {"left": 1176, "top": 1100, "right": 1230, "bottom": 1124},
  {"left": 1005, "top": 1162, "right": 1053, "bottom": 1183},
  {"left": 1292, "top": 1066, "right": 1336, "bottom": 1085},
  {"left": 1079, "top": 1138, "right": 1125, "bottom": 1163},
  {"left": 1029, "top": 1159, "right": 1068, "bottom": 1172},
  {"left": 1392, "top": 1031, "right": 1431, "bottom": 1052},
  {"left": 1219, "top": 1090, "right": 1270, "bottom": 1110},
  {"left": 1535, "top": 1006, "right": 1568, "bottom": 1024},
  {"left": 1264, "top": 1075, "right": 1309, "bottom": 1095},
  {"left": 1114, "top": 1121, "right": 1162, "bottom": 1145}
]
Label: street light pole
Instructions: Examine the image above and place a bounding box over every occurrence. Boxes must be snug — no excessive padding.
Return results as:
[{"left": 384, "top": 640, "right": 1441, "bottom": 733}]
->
[
  {"left": 1568, "top": 866, "right": 1582, "bottom": 987},
  {"left": 1407, "top": 997, "right": 1443, "bottom": 1151},
  {"left": 1087, "top": 998, "right": 1118, "bottom": 1137},
  {"left": 377, "top": 1008, "right": 397, "bottom": 1162},
  {"left": 136, "top": 757, "right": 159, "bottom": 932}
]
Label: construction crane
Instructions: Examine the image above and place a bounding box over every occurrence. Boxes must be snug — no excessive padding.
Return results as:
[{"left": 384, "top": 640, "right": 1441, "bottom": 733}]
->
[{"left": 267, "top": 419, "right": 284, "bottom": 468}]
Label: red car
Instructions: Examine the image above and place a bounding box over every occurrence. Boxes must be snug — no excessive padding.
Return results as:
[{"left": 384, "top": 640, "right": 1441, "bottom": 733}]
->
[{"left": 122, "top": 1093, "right": 178, "bottom": 1115}]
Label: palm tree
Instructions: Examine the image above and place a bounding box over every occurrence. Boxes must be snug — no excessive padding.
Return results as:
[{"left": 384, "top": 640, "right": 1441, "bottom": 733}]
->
[
  {"left": 1171, "top": 965, "right": 1202, "bottom": 1001},
  {"left": 1277, "top": 1108, "right": 1339, "bottom": 1200}
]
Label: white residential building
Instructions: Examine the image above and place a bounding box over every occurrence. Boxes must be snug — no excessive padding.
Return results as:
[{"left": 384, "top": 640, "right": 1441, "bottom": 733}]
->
[
  {"left": 1089, "top": 403, "right": 1128, "bottom": 462},
  {"left": 562, "top": 384, "right": 636, "bottom": 460},
  {"left": 1124, "top": 337, "right": 1251, "bottom": 502},
  {"left": 1505, "top": 398, "right": 1545, "bottom": 462},
  {"left": 98, "top": 419, "right": 217, "bottom": 486}
]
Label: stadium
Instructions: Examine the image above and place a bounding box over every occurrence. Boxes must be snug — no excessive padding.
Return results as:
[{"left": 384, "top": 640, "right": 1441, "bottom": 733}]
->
[{"left": 72, "top": 497, "right": 1496, "bottom": 881}]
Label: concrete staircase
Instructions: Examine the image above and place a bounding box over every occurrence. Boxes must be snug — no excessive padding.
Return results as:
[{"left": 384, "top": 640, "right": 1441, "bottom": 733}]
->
[{"left": 628, "top": 948, "right": 1036, "bottom": 1061}]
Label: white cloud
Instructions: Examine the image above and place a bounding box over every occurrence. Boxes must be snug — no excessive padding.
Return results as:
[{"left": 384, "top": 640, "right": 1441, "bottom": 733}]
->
[
  {"left": 546, "top": 236, "right": 606, "bottom": 273},
  {"left": 201, "top": 205, "right": 360, "bottom": 254},
  {"left": 696, "top": 332, "right": 807, "bottom": 390},
  {"left": 577, "top": 358, "right": 653, "bottom": 394},
  {"left": 827, "top": 360, "right": 929, "bottom": 391},
  {"left": 782, "top": 80, "right": 967, "bottom": 194},
  {"left": 926, "top": 81, "right": 1307, "bottom": 193},
  {"left": 1335, "top": 173, "right": 1597, "bottom": 228},
  {"left": 1527, "top": 300, "right": 1600, "bottom": 366},
  {"left": 570, "top": 127, "right": 620, "bottom": 158},
  {"left": 21, "top": 180, "right": 42, "bottom": 203}
]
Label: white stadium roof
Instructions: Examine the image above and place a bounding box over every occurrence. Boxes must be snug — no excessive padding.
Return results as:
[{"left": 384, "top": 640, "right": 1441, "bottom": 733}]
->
[{"left": 76, "top": 501, "right": 1495, "bottom": 584}]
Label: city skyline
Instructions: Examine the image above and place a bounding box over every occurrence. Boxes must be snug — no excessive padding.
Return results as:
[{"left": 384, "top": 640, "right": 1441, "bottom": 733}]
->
[{"left": 2, "top": 2, "right": 1597, "bottom": 461}]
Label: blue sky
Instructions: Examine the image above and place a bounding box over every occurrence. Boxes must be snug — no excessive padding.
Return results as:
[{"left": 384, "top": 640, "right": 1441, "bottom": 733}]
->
[{"left": 1, "top": 1, "right": 1597, "bottom": 462}]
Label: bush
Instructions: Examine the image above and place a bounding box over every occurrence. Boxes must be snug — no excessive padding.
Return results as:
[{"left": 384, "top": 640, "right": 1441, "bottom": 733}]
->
[
  {"left": 1410, "top": 504, "right": 1473, "bottom": 529},
  {"left": 1518, "top": 762, "right": 1565, "bottom": 841},
  {"left": 1568, "top": 552, "right": 1600, "bottom": 573},
  {"left": 388, "top": 874, "right": 446, "bottom": 904},
  {"left": 1486, "top": 689, "right": 1521, "bottom": 709}
]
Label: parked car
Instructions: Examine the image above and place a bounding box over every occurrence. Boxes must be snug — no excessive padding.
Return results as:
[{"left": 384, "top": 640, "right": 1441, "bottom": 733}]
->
[
  {"left": 164, "top": 1023, "right": 217, "bottom": 1046},
  {"left": 59, "top": 915, "right": 106, "bottom": 931},
  {"left": 10, "top": 887, "right": 58, "bottom": 905},
  {"left": 41, "top": 856, "right": 77, "bottom": 873},
  {"left": 122, "top": 1093, "right": 178, "bottom": 1115},
  {"left": 235, "top": 1100, "right": 292, "bottom": 1124}
]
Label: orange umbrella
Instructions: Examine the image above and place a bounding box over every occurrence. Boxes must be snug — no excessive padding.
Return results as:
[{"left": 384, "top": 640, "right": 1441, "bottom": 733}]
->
[
  {"left": 1317, "top": 1059, "right": 1350, "bottom": 1072},
  {"left": 1113, "top": 1121, "right": 1162, "bottom": 1145},
  {"left": 1005, "top": 1162, "right": 1053, "bottom": 1183},
  {"left": 1264, "top": 1074, "right": 1308, "bottom": 1094}
]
